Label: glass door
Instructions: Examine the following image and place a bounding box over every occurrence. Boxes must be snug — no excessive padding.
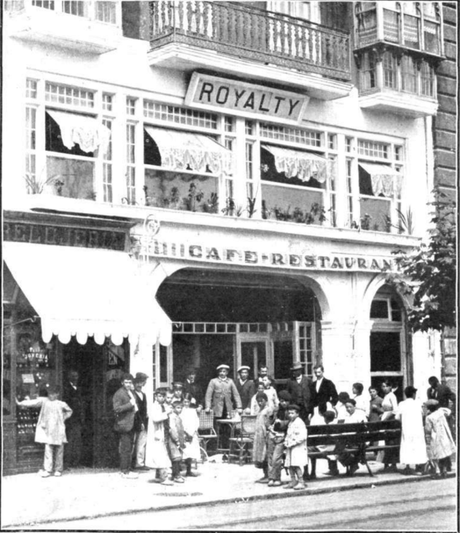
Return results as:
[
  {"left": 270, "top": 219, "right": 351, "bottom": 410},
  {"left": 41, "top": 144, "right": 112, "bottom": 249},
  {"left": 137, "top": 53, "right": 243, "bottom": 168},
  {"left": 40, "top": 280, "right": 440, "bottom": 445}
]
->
[{"left": 236, "top": 335, "right": 271, "bottom": 381}]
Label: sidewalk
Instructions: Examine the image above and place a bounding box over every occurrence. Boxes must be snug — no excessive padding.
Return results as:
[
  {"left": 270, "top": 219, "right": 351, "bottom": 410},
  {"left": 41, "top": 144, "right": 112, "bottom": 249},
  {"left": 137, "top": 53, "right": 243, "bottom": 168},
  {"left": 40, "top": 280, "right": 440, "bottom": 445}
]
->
[{"left": 2, "top": 457, "right": 454, "bottom": 528}]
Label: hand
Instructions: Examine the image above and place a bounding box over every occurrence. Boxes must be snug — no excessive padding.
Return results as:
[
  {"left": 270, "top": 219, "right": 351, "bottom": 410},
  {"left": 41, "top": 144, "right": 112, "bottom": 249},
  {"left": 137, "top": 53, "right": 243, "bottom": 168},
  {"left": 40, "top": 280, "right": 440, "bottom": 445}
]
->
[
  {"left": 205, "top": 408, "right": 211, "bottom": 414},
  {"left": 237, "top": 408, "right": 243, "bottom": 415}
]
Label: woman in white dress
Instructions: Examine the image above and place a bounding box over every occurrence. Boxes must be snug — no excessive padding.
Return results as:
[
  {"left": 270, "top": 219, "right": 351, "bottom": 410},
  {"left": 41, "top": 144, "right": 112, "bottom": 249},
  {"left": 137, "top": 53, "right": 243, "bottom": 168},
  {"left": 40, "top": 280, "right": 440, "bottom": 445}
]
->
[
  {"left": 395, "top": 386, "right": 428, "bottom": 475},
  {"left": 379, "top": 380, "right": 399, "bottom": 471}
]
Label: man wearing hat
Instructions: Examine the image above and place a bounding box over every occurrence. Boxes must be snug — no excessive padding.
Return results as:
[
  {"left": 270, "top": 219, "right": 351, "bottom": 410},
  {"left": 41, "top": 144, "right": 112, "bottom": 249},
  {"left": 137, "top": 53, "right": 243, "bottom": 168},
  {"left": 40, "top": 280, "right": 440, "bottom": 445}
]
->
[
  {"left": 183, "top": 368, "right": 202, "bottom": 408},
  {"left": 133, "top": 372, "right": 149, "bottom": 471},
  {"left": 113, "top": 373, "right": 139, "bottom": 479},
  {"left": 236, "top": 366, "right": 256, "bottom": 413},
  {"left": 286, "top": 363, "right": 313, "bottom": 425},
  {"left": 205, "top": 365, "right": 242, "bottom": 450}
]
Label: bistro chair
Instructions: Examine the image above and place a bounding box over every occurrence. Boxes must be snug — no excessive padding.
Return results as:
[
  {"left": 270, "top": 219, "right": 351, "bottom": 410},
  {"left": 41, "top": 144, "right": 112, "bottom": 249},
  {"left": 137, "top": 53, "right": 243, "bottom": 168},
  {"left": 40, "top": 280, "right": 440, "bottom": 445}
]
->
[
  {"left": 229, "top": 415, "right": 257, "bottom": 466},
  {"left": 198, "top": 410, "right": 217, "bottom": 455}
]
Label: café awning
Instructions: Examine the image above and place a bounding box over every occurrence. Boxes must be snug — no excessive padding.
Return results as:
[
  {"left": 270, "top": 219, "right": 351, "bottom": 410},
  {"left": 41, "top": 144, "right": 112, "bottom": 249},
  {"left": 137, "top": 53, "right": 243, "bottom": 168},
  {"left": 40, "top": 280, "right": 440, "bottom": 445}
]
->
[
  {"left": 359, "top": 162, "right": 403, "bottom": 197},
  {"left": 47, "top": 110, "right": 111, "bottom": 154},
  {"left": 144, "top": 126, "right": 233, "bottom": 175},
  {"left": 262, "top": 145, "right": 328, "bottom": 183},
  {"left": 3, "top": 242, "right": 172, "bottom": 347}
]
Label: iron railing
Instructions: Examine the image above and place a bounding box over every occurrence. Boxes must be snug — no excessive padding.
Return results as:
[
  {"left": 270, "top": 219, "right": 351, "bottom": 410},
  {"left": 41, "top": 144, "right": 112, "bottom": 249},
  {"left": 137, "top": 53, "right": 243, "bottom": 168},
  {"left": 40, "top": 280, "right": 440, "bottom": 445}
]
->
[{"left": 150, "top": 1, "right": 351, "bottom": 81}]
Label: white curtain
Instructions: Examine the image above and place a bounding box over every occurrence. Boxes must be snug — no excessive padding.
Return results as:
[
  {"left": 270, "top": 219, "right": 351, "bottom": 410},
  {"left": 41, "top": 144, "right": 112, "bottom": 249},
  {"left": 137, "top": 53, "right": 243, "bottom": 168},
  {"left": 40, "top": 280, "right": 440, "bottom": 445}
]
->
[
  {"left": 359, "top": 162, "right": 403, "bottom": 197},
  {"left": 262, "top": 145, "right": 328, "bottom": 183}
]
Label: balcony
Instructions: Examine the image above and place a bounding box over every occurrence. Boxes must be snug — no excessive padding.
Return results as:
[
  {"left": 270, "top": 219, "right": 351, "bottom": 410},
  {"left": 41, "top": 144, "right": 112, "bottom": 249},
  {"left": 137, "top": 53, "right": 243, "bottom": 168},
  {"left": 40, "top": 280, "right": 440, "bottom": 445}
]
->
[
  {"left": 148, "top": 1, "right": 352, "bottom": 100},
  {"left": 5, "top": 0, "right": 122, "bottom": 54},
  {"left": 353, "top": 2, "right": 443, "bottom": 117}
]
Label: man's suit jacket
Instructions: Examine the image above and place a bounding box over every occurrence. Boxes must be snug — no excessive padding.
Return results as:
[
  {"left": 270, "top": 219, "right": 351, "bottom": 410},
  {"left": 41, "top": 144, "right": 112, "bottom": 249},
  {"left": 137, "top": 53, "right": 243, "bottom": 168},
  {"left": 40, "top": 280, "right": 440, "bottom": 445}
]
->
[
  {"left": 134, "top": 391, "right": 148, "bottom": 431},
  {"left": 311, "top": 377, "right": 338, "bottom": 414},
  {"left": 183, "top": 380, "right": 202, "bottom": 406},
  {"left": 286, "top": 376, "right": 313, "bottom": 420},
  {"left": 63, "top": 381, "right": 84, "bottom": 425},
  {"left": 205, "top": 378, "right": 242, "bottom": 417},
  {"left": 236, "top": 379, "right": 256, "bottom": 410},
  {"left": 427, "top": 384, "right": 456, "bottom": 409},
  {"left": 113, "top": 387, "right": 136, "bottom": 433}
]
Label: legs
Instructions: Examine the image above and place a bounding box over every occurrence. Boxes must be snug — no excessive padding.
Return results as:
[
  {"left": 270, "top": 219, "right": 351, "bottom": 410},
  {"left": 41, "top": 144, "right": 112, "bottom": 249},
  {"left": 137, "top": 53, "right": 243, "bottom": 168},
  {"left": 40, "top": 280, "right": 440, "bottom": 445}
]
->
[
  {"left": 119, "top": 430, "right": 135, "bottom": 474},
  {"left": 171, "top": 460, "right": 184, "bottom": 482},
  {"left": 133, "top": 428, "right": 148, "bottom": 468},
  {"left": 43, "top": 444, "right": 64, "bottom": 475},
  {"left": 268, "top": 442, "right": 285, "bottom": 486},
  {"left": 43, "top": 444, "right": 53, "bottom": 474},
  {"left": 284, "top": 466, "right": 305, "bottom": 490}
]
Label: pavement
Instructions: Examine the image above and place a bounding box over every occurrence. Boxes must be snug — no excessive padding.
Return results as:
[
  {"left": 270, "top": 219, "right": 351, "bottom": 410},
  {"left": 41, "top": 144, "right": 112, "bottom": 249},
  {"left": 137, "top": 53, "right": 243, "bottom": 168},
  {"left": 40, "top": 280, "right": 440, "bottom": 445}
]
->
[{"left": 2, "top": 455, "right": 456, "bottom": 529}]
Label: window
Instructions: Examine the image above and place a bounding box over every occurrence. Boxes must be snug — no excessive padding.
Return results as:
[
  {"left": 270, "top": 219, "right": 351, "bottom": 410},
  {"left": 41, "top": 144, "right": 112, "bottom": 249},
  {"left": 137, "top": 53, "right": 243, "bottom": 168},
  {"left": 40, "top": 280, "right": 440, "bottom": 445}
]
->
[
  {"left": 143, "top": 101, "right": 218, "bottom": 130},
  {"left": 45, "top": 82, "right": 94, "bottom": 108},
  {"left": 102, "top": 118, "right": 113, "bottom": 202},
  {"left": 401, "top": 56, "right": 417, "bottom": 93},
  {"left": 126, "top": 123, "right": 136, "bottom": 204},
  {"left": 420, "top": 61, "right": 435, "bottom": 97},
  {"left": 102, "top": 93, "right": 113, "bottom": 112},
  {"left": 360, "top": 52, "right": 376, "bottom": 92},
  {"left": 383, "top": 51, "right": 397, "bottom": 89},
  {"left": 126, "top": 97, "right": 136, "bottom": 116},
  {"left": 358, "top": 140, "right": 388, "bottom": 159},
  {"left": 260, "top": 123, "right": 322, "bottom": 147}
]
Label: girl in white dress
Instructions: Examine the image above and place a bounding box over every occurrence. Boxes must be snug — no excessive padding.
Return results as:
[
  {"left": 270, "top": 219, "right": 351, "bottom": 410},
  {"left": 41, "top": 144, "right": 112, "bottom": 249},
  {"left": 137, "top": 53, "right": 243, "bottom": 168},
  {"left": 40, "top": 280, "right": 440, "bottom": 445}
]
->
[
  {"left": 181, "top": 393, "right": 201, "bottom": 476},
  {"left": 283, "top": 404, "right": 308, "bottom": 490}
]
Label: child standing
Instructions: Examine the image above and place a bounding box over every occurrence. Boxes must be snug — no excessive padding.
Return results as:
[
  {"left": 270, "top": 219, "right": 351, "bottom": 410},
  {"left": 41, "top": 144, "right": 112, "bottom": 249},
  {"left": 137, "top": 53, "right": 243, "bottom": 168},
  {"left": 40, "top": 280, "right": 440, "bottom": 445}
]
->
[
  {"left": 16, "top": 386, "right": 73, "bottom": 477},
  {"left": 253, "top": 392, "right": 274, "bottom": 483},
  {"left": 168, "top": 399, "right": 186, "bottom": 483},
  {"left": 424, "top": 400, "right": 456, "bottom": 478},
  {"left": 283, "top": 403, "right": 308, "bottom": 490},
  {"left": 180, "top": 393, "right": 200, "bottom": 477},
  {"left": 267, "top": 390, "right": 291, "bottom": 487}
]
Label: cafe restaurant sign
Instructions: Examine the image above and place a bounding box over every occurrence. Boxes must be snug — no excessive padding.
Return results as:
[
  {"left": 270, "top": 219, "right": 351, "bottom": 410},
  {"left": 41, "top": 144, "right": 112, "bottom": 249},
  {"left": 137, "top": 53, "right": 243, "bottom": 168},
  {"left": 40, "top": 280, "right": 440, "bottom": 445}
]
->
[
  {"left": 131, "top": 236, "right": 395, "bottom": 273},
  {"left": 185, "top": 73, "right": 309, "bottom": 124}
]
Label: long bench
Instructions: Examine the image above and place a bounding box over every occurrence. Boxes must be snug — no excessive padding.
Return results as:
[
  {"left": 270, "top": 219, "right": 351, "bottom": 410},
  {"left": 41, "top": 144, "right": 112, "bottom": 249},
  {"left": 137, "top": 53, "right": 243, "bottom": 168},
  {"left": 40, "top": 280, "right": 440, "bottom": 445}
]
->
[{"left": 307, "top": 419, "right": 402, "bottom": 477}]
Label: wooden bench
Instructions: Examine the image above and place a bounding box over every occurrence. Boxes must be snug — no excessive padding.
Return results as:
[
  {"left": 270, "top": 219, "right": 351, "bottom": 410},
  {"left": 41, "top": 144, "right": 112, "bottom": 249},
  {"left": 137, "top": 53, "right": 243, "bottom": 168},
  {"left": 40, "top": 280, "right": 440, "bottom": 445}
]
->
[{"left": 307, "top": 419, "right": 402, "bottom": 477}]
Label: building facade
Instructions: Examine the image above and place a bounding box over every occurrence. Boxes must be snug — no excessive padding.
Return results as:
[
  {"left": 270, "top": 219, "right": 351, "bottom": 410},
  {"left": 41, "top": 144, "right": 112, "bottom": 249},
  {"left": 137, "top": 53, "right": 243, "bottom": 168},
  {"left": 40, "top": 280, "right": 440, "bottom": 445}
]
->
[{"left": 2, "top": 1, "right": 453, "bottom": 473}]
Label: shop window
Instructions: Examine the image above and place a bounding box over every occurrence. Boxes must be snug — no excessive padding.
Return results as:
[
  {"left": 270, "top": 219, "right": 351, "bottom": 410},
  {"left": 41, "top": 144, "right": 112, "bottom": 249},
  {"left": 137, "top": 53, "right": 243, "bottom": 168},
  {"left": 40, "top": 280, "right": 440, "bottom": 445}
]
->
[
  {"left": 274, "top": 340, "right": 293, "bottom": 381},
  {"left": 370, "top": 299, "right": 389, "bottom": 319}
]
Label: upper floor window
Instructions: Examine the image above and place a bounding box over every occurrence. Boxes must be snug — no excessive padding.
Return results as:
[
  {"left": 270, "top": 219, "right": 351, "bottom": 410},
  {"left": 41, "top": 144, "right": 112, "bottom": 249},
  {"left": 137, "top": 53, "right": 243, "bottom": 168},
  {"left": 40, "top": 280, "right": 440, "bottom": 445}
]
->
[
  {"left": 45, "top": 82, "right": 95, "bottom": 109},
  {"left": 31, "top": 0, "right": 118, "bottom": 24},
  {"left": 355, "top": 2, "right": 442, "bottom": 56}
]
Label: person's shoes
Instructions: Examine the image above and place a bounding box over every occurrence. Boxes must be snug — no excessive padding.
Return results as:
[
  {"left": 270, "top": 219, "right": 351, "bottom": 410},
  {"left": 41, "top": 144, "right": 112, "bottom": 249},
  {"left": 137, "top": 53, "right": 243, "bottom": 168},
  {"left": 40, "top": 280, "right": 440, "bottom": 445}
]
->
[
  {"left": 324, "top": 469, "right": 339, "bottom": 476},
  {"left": 39, "top": 470, "right": 51, "bottom": 478},
  {"left": 303, "top": 473, "right": 316, "bottom": 481},
  {"left": 256, "top": 477, "right": 269, "bottom": 484},
  {"left": 348, "top": 463, "right": 359, "bottom": 476},
  {"left": 54, "top": 471, "right": 62, "bottom": 477},
  {"left": 173, "top": 476, "right": 185, "bottom": 483},
  {"left": 121, "top": 471, "right": 139, "bottom": 479},
  {"left": 267, "top": 479, "right": 274, "bottom": 486},
  {"left": 401, "top": 467, "right": 413, "bottom": 476},
  {"left": 134, "top": 466, "right": 150, "bottom": 471},
  {"left": 160, "top": 478, "right": 174, "bottom": 486},
  {"left": 294, "top": 481, "right": 306, "bottom": 490},
  {"left": 283, "top": 481, "right": 297, "bottom": 489},
  {"left": 271, "top": 480, "right": 282, "bottom": 487},
  {"left": 382, "top": 465, "right": 398, "bottom": 473},
  {"left": 148, "top": 478, "right": 161, "bottom": 483},
  {"left": 185, "top": 471, "right": 199, "bottom": 477}
]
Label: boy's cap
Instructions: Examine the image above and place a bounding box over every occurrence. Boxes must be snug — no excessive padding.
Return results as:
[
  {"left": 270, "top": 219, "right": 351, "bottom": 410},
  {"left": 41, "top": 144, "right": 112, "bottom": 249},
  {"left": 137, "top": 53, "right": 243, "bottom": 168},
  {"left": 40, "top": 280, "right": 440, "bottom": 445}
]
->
[
  {"left": 290, "top": 363, "right": 303, "bottom": 371},
  {"left": 338, "top": 392, "right": 350, "bottom": 403},
  {"left": 134, "top": 372, "right": 148, "bottom": 381},
  {"left": 155, "top": 387, "right": 167, "bottom": 395},
  {"left": 216, "top": 364, "right": 230, "bottom": 371},
  {"left": 172, "top": 381, "right": 184, "bottom": 389},
  {"left": 278, "top": 390, "right": 292, "bottom": 401},
  {"left": 237, "top": 365, "right": 250, "bottom": 373},
  {"left": 287, "top": 403, "right": 300, "bottom": 412}
]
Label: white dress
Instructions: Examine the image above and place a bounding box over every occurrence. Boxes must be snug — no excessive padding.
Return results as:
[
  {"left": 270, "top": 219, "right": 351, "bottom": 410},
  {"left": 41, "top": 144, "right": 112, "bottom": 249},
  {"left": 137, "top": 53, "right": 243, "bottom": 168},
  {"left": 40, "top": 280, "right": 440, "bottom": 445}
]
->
[
  {"left": 396, "top": 398, "right": 428, "bottom": 465},
  {"left": 180, "top": 407, "right": 201, "bottom": 461},
  {"left": 284, "top": 416, "right": 308, "bottom": 467}
]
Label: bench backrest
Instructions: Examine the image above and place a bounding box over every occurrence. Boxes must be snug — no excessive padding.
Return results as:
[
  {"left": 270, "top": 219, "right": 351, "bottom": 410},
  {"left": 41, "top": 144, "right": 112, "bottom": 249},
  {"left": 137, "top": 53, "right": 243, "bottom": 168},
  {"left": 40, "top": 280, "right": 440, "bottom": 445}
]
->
[{"left": 307, "top": 420, "right": 401, "bottom": 446}]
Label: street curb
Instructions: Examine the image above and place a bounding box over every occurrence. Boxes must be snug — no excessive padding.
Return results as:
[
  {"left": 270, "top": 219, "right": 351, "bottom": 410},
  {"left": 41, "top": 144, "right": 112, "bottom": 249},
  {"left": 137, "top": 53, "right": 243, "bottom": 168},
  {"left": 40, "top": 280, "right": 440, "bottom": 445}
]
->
[{"left": 5, "top": 473, "right": 455, "bottom": 529}]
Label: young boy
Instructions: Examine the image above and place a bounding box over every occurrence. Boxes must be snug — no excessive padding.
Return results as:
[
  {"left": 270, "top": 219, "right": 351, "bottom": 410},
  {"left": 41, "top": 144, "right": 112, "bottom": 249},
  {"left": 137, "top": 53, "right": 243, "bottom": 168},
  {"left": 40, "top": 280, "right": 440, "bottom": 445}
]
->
[
  {"left": 253, "top": 392, "right": 274, "bottom": 483},
  {"left": 267, "top": 390, "right": 291, "bottom": 487},
  {"left": 283, "top": 403, "right": 308, "bottom": 490},
  {"left": 168, "top": 399, "right": 186, "bottom": 483},
  {"left": 16, "top": 386, "right": 73, "bottom": 477},
  {"left": 145, "top": 388, "right": 173, "bottom": 486}
]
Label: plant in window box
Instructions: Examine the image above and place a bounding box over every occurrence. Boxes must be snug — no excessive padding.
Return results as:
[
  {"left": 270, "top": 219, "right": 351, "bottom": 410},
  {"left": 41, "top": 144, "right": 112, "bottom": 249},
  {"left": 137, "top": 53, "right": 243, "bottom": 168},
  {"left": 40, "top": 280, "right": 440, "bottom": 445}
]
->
[
  {"left": 163, "top": 186, "right": 181, "bottom": 209},
  {"left": 247, "top": 197, "right": 257, "bottom": 218},
  {"left": 24, "top": 173, "right": 60, "bottom": 195},
  {"left": 201, "top": 192, "right": 219, "bottom": 214},
  {"left": 360, "top": 213, "right": 372, "bottom": 230},
  {"left": 183, "top": 182, "right": 204, "bottom": 212},
  {"left": 273, "top": 206, "right": 292, "bottom": 221},
  {"left": 223, "top": 197, "right": 236, "bottom": 216},
  {"left": 305, "top": 203, "right": 326, "bottom": 225}
]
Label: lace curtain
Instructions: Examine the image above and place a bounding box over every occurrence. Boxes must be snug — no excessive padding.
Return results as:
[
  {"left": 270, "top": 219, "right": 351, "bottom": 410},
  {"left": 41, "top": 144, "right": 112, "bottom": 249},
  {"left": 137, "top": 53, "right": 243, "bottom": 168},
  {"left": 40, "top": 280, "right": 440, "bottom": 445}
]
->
[
  {"left": 359, "top": 162, "right": 402, "bottom": 197},
  {"left": 262, "top": 145, "right": 328, "bottom": 183}
]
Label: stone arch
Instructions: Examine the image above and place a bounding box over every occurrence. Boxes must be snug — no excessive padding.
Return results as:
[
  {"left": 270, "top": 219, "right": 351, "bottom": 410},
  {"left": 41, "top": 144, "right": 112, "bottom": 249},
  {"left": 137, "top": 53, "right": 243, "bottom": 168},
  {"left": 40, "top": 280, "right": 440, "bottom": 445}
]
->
[{"left": 360, "top": 273, "right": 411, "bottom": 323}]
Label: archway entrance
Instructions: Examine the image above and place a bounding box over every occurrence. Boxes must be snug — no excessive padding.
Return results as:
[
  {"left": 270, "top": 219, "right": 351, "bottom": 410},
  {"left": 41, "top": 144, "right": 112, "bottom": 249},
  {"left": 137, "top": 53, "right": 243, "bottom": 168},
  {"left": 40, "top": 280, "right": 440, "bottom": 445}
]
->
[{"left": 156, "top": 268, "right": 322, "bottom": 391}]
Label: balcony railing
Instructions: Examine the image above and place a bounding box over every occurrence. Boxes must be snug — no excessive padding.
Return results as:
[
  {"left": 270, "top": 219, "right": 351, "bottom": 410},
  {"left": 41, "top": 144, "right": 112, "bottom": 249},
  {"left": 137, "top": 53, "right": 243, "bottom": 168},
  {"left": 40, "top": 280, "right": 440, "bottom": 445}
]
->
[{"left": 150, "top": 1, "right": 351, "bottom": 81}]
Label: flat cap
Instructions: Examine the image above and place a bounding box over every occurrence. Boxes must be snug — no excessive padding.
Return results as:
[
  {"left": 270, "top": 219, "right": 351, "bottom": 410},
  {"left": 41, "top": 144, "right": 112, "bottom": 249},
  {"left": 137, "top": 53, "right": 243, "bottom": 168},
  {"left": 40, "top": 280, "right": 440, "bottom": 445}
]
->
[
  {"left": 134, "top": 372, "right": 149, "bottom": 381},
  {"left": 216, "top": 364, "right": 230, "bottom": 371},
  {"left": 237, "top": 365, "right": 250, "bottom": 373},
  {"left": 290, "top": 363, "right": 303, "bottom": 371}
]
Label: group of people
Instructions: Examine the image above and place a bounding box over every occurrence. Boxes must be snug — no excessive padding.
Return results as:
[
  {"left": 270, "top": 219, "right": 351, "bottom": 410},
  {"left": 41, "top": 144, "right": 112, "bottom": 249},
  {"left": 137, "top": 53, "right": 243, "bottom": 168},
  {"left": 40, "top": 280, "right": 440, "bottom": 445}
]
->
[{"left": 15, "top": 361, "right": 456, "bottom": 485}]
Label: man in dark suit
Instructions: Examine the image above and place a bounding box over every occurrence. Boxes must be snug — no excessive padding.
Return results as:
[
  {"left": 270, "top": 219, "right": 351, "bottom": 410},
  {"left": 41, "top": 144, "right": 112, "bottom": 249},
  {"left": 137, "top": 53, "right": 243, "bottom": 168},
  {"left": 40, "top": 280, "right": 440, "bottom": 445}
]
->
[
  {"left": 310, "top": 364, "right": 338, "bottom": 415},
  {"left": 183, "top": 368, "right": 202, "bottom": 408},
  {"left": 63, "top": 369, "right": 84, "bottom": 468},
  {"left": 133, "top": 372, "right": 149, "bottom": 471},
  {"left": 236, "top": 365, "right": 256, "bottom": 413},
  {"left": 113, "top": 373, "right": 138, "bottom": 479},
  {"left": 286, "top": 362, "right": 313, "bottom": 425}
]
